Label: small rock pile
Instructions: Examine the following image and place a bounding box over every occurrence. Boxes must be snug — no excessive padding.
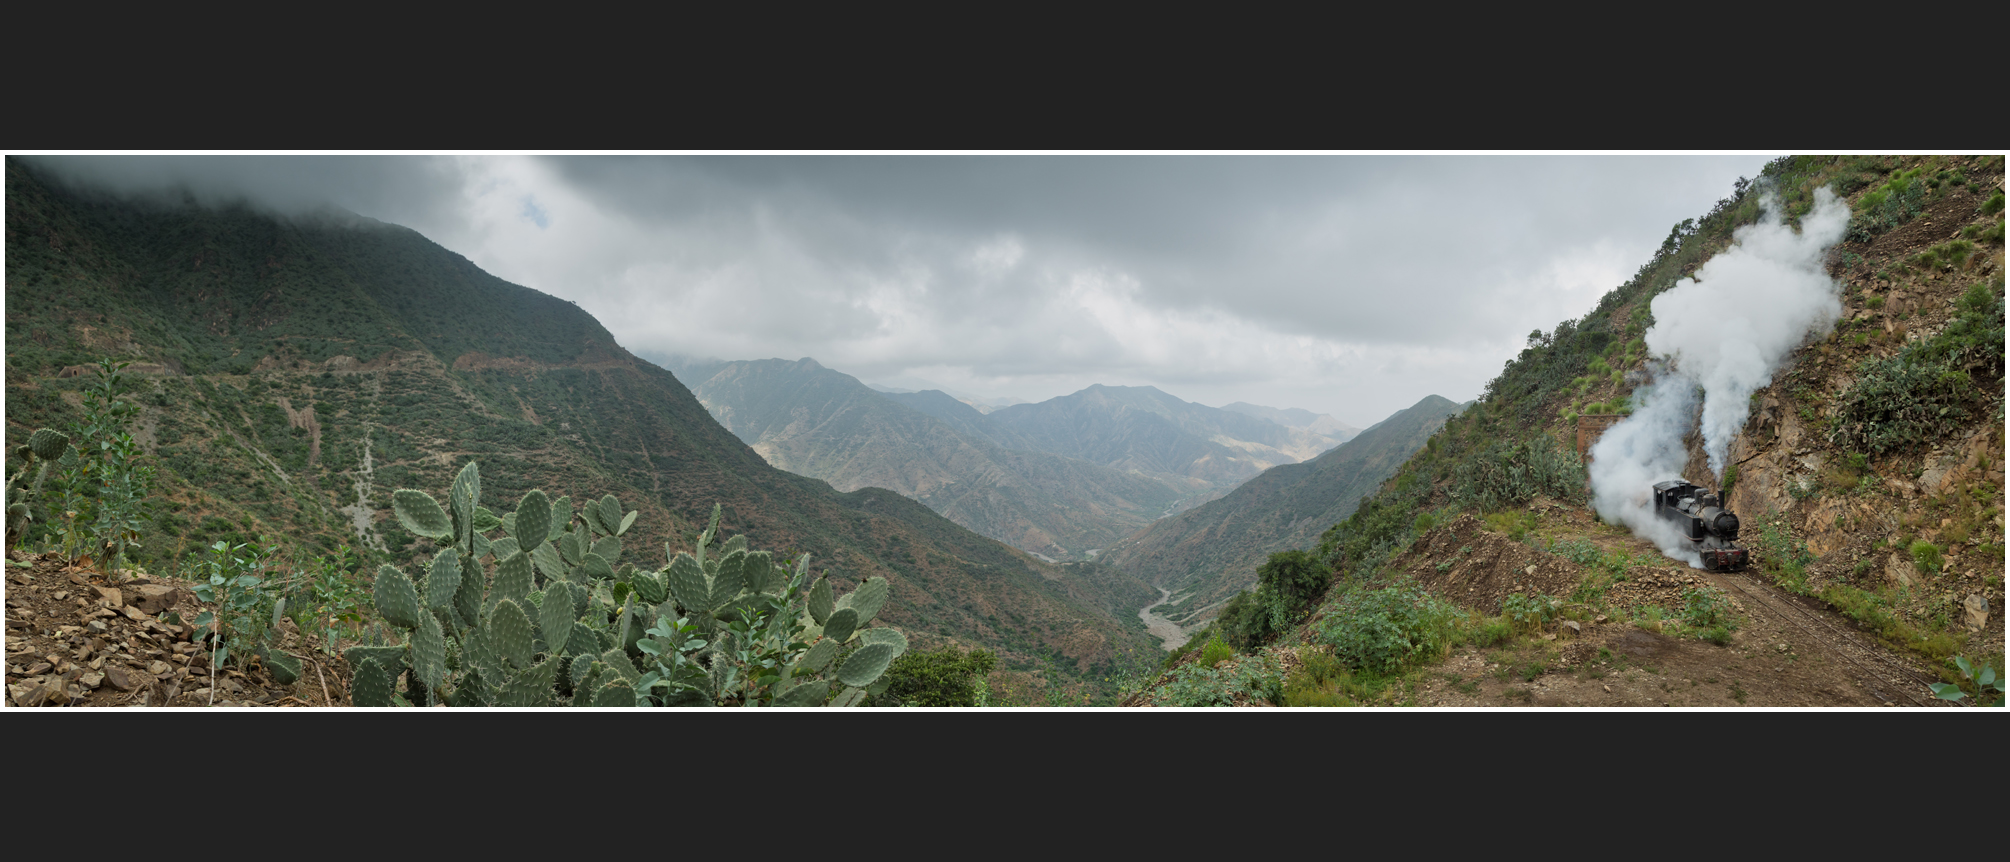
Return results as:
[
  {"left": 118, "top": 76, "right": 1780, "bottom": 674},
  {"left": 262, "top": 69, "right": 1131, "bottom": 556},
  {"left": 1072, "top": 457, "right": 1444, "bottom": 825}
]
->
[{"left": 4, "top": 551, "right": 338, "bottom": 707}]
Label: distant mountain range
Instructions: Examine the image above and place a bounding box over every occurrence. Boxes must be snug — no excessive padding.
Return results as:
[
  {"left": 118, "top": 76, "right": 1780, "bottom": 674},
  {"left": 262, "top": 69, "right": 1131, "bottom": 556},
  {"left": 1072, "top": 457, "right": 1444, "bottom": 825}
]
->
[
  {"left": 1101, "top": 394, "right": 1466, "bottom": 630},
  {"left": 670, "top": 363, "right": 1365, "bottom": 563},
  {"left": 676, "top": 357, "right": 1185, "bottom": 561}
]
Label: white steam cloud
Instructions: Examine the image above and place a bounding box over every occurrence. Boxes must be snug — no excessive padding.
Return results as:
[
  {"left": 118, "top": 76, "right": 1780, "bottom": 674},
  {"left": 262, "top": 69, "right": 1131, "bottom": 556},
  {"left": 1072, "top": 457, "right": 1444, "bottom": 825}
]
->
[
  {"left": 1645, "top": 187, "right": 1850, "bottom": 475},
  {"left": 1589, "top": 187, "right": 1849, "bottom": 566},
  {"left": 1589, "top": 373, "right": 1706, "bottom": 565}
]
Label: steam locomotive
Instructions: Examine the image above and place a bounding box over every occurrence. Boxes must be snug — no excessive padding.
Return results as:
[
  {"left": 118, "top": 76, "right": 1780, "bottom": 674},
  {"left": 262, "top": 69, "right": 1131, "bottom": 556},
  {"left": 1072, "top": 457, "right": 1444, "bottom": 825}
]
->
[{"left": 1651, "top": 479, "right": 1749, "bottom": 571}]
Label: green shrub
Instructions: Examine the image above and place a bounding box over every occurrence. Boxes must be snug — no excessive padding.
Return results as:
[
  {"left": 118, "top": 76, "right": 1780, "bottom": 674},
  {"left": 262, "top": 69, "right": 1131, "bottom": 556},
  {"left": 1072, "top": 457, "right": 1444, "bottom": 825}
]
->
[
  {"left": 1280, "top": 648, "right": 1353, "bottom": 706},
  {"left": 1484, "top": 510, "right": 1537, "bottom": 542},
  {"left": 1216, "top": 589, "right": 1273, "bottom": 652},
  {"left": 1198, "top": 632, "right": 1236, "bottom": 666},
  {"left": 1257, "top": 548, "right": 1330, "bottom": 631},
  {"left": 876, "top": 646, "right": 998, "bottom": 707},
  {"left": 1981, "top": 191, "right": 2005, "bottom": 215},
  {"left": 1682, "top": 586, "right": 1733, "bottom": 629},
  {"left": 1450, "top": 434, "right": 1586, "bottom": 512},
  {"left": 1502, "top": 592, "right": 1558, "bottom": 636},
  {"left": 1159, "top": 656, "right": 1283, "bottom": 706},
  {"left": 1316, "top": 581, "right": 1461, "bottom": 675},
  {"left": 1829, "top": 355, "right": 1979, "bottom": 454}
]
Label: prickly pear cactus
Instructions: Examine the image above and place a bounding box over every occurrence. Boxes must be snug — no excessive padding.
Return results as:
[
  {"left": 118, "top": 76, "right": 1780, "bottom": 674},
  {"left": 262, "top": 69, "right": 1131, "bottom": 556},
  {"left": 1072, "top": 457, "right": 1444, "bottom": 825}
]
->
[{"left": 358, "top": 465, "right": 907, "bottom": 707}]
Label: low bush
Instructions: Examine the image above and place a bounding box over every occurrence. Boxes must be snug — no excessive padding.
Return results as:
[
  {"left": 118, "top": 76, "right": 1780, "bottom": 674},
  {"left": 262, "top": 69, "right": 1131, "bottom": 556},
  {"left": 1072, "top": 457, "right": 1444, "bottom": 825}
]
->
[
  {"left": 1198, "top": 632, "right": 1236, "bottom": 666},
  {"left": 1829, "top": 355, "right": 1979, "bottom": 454},
  {"left": 1316, "top": 581, "right": 1461, "bottom": 675},
  {"left": 876, "top": 646, "right": 998, "bottom": 707},
  {"left": 1158, "top": 656, "right": 1283, "bottom": 706},
  {"left": 1280, "top": 648, "right": 1353, "bottom": 707}
]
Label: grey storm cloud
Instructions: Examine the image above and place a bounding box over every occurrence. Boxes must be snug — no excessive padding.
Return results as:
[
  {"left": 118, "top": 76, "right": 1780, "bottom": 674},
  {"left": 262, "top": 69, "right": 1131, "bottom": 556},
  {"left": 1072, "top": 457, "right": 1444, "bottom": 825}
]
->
[{"left": 14, "top": 153, "right": 1777, "bottom": 426}]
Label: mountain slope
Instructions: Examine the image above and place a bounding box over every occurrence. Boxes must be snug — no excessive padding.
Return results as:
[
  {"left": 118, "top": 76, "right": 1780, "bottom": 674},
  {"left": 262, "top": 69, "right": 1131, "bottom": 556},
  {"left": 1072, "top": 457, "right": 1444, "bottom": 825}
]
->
[
  {"left": 685, "top": 357, "right": 1187, "bottom": 560},
  {"left": 1, "top": 159, "right": 1158, "bottom": 691},
  {"left": 1102, "top": 394, "right": 1466, "bottom": 626}
]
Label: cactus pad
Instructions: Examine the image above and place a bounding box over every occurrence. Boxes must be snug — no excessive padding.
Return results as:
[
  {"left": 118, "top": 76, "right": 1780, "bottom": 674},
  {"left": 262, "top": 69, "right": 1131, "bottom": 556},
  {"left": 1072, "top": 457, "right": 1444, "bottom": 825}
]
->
[
  {"left": 350, "top": 657, "right": 394, "bottom": 707},
  {"left": 666, "top": 553, "right": 706, "bottom": 612},
  {"left": 774, "top": 679, "right": 829, "bottom": 707},
  {"left": 452, "top": 554, "right": 484, "bottom": 629},
  {"left": 822, "top": 607, "right": 859, "bottom": 645},
  {"left": 740, "top": 550, "right": 774, "bottom": 596},
  {"left": 590, "top": 535, "right": 621, "bottom": 566},
  {"left": 592, "top": 680, "right": 636, "bottom": 707},
  {"left": 499, "top": 658, "right": 559, "bottom": 707},
  {"left": 539, "top": 588, "right": 575, "bottom": 655},
  {"left": 563, "top": 618, "right": 599, "bottom": 657},
  {"left": 265, "top": 651, "right": 301, "bottom": 686},
  {"left": 28, "top": 428, "right": 69, "bottom": 460},
  {"left": 569, "top": 652, "right": 598, "bottom": 691},
  {"left": 846, "top": 577, "right": 890, "bottom": 626},
  {"left": 373, "top": 565, "right": 425, "bottom": 630},
  {"left": 426, "top": 549, "right": 461, "bottom": 612},
  {"left": 392, "top": 489, "right": 453, "bottom": 540},
  {"left": 494, "top": 550, "right": 534, "bottom": 604},
  {"left": 798, "top": 639, "right": 838, "bottom": 674},
  {"left": 598, "top": 648, "right": 640, "bottom": 684},
  {"left": 807, "top": 575, "right": 834, "bottom": 626},
  {"left": 835, "top": 642, "right": 898, "bottom": 688},
  {"left": 857, "top": 626, "right": 908, "bottom": 654},
  {"left": 632, "top": 568, "right": 668, "bottom": 606},
  {"left": 513, "top": 489, "right": 551, "bottom": 548},
  {"left": 577, "top": 552, "right": 615, "bottom": 583},
  {"left": 530, "top": 541, "right": 566, "bottom": 583},
  {"left": 412, "top": 610, "right": 446, "bottom": 689},
  {"left": 489, "top": 599, "right": 537, "bottom": 670}
]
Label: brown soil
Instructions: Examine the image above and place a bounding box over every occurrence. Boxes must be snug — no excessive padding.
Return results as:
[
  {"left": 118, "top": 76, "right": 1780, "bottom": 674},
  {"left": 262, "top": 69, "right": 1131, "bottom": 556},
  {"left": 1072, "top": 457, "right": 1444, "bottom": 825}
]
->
[
  {"left": 1368, "top": 511, "right": 1956, "bottom": 708},
  {"left": 4, "top": 550, "right": 353, "bottom": 708},
  {"left": 1402, "top": 511, "right": 1588, "bottom": 614}
]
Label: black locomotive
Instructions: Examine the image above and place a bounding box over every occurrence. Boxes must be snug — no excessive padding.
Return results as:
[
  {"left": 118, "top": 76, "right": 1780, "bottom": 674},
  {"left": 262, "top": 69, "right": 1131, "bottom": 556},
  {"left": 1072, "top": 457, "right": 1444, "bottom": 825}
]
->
[{"left": 1651, "top": 479, "right": 1749, "bottom": 572}]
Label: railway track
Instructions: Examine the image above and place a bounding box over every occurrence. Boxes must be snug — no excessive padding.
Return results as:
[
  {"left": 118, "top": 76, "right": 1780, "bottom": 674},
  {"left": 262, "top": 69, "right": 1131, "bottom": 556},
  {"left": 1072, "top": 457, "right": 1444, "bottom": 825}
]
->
[{"left": 1714, "top": 570, "right": 1945, "bottom": 707}]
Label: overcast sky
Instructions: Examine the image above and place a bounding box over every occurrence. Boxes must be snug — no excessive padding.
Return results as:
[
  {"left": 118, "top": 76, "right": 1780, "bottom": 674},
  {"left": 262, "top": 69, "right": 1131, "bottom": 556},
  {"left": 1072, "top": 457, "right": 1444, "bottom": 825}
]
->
[{"left": 22, "top": 153, "right": 1777, "bottom": 427}]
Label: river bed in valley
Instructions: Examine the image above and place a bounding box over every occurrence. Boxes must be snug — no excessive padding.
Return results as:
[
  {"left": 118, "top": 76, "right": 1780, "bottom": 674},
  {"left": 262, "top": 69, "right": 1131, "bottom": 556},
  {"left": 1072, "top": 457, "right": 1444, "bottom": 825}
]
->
[{"left": 1139, "top": 587, "right": 1188, "bottom": 651}]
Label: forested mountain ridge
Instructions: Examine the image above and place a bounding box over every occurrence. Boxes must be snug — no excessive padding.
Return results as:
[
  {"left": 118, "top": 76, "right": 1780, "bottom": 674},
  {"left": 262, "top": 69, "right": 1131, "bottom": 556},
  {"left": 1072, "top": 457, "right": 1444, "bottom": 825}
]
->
[{"left": 2, "top": 159, "right": 1160, "bottom": 697}]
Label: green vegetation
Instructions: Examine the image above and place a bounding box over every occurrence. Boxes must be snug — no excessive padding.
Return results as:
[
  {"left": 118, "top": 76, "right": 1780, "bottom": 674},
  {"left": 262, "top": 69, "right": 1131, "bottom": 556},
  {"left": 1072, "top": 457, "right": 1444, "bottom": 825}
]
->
[
  {"left": 1830, "top": 277, "right": 2003, "bottom": 454},
  {"left": 187, "top": 538, "right": 298, "bottom": 694},
  {"left": 1682, "top": 586, "right": 1736, "bottom": 645},
  {"left": 6, "top": 160, "right": 1163, "bottom": 696},
  {"left": 1314, "top": 580, "right": 1461, "bottom": 676},
  {"left": 1158, "top": 653, "right": 1283, "bottom": 706},
  {"left": 875, "top": 646, "right": 998, "bottom": 707},
  {"left": 351, "top": 461, "right": 907, "bottom": 706},
  {"left": 8, "top": 360, "right": 158, "bottom": 573},
  {"left": 1929, "top": 656, "right": 2004, "bottom": 706},
  {"left": 1216, "top": 548, "right": 1334, "bottom": 651},
  {"left": 1909, "top": 540, "right": 1943, "bottom": 575}
]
